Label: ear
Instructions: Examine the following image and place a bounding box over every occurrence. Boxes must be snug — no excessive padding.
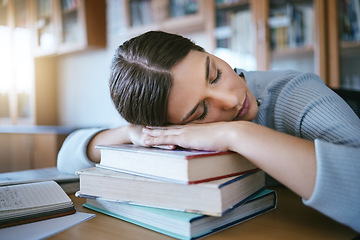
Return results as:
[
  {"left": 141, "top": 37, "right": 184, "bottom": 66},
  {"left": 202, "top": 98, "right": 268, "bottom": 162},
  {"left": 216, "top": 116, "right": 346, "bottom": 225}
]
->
[{"left": 233, "top": 68, "right": 245, "bottom": 80}]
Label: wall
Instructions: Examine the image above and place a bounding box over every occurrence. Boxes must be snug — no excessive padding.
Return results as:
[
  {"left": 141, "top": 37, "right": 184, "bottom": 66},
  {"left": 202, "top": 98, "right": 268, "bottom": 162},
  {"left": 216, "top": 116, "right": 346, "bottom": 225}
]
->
[
  {"left": 57, "top": 48, "right": 122, "bottom": 128},
  {"left": 57, "top": 0, "right": 211, "bottom": 128}
]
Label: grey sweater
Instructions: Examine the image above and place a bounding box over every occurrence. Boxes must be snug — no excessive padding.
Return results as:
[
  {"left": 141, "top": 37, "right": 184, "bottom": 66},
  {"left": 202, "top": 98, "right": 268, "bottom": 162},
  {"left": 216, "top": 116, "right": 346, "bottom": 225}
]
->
[{"left": 58, "top": 69, "right": 360, "bottom": 232}]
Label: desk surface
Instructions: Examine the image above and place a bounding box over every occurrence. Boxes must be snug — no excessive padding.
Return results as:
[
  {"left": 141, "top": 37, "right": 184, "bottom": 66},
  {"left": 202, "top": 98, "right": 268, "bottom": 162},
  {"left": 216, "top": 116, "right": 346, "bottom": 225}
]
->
[{"left": 50, "top": 186, "right": 358, "bottom": 240}]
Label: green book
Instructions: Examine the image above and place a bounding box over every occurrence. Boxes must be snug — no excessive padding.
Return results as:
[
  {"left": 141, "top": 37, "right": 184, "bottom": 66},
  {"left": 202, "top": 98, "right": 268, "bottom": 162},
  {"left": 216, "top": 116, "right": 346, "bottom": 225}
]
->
[{"left": 83, "top": 189, "right": 277, "bottom": 240}]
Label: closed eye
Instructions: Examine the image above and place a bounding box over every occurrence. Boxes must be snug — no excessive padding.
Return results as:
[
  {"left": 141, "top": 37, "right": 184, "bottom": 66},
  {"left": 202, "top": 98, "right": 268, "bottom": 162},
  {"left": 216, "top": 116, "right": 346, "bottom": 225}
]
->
[
  {"left": 211, "top": 69, "right": 222, "bottom": 84},
  {"left": 196, "top": 101, "right": 208, "bottom": 121}
]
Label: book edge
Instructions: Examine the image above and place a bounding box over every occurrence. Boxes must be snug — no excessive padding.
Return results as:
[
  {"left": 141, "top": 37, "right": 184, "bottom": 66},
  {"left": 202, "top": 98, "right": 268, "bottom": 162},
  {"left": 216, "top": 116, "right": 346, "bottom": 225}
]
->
[
  {"left": 82, "top": 189, "right": 277, "bottom": 239},
  {"left": 96, "top": 144, "right": 234, "bottom": 160},
  {"left": 95, "top": 164, "right": 259, "bottom": 185}
]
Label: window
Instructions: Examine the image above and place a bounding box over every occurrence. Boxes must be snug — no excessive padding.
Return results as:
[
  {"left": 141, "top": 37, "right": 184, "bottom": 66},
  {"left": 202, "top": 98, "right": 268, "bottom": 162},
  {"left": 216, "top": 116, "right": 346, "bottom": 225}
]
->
[{"left": 0, "top": 0, "right": 34, "bottom": 125}]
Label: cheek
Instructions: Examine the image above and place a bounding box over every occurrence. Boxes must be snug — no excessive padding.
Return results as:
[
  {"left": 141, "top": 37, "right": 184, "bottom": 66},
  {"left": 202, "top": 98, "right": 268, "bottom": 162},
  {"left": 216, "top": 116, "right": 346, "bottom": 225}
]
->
[{"left": 224, "top": 71, "right": 245, "bottom": 90}]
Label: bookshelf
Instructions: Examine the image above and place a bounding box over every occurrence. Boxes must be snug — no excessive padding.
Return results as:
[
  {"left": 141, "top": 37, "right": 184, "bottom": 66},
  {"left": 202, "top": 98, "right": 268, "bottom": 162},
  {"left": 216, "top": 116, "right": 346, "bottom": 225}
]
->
[
  {"left": 327, "top": 0, "right": 360, "bottom": 90},
  {"left": 30, "top": 0, "right": 106, "bottom": 125},
  {"left": 269, "top": 0, "right": 327, "bottom": 81},
  {"left": 123, "top": 0, "right": 210, "bottom": 36},
  {"left": 0, "top": 0, "right": 106, "bottom": 126},
  {"left": 214, "top": 0, "right": 256, "bottom": 70},
  {"left": 213, "top": 0, "right": 327, "bottom": 81},
  {"left": 32, "top": 0, "right": 57, "bottom": 56},
  {"left": 32, "top": 0, "right": 106, "bottom": 57}
]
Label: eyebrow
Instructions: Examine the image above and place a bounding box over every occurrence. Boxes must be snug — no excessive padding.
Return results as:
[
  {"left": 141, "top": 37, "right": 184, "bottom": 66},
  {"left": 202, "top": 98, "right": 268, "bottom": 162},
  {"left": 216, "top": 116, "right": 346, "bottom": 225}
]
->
[
  {"left": 205, "top": 55, "right": 210, "bottom": 81},
  {"left": 181, "top": 56, "right": 210, "bottom": 122}
]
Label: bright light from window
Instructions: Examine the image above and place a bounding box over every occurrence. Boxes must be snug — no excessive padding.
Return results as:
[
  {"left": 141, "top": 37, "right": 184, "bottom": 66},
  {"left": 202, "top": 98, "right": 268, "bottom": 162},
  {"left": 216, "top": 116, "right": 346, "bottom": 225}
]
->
[
  {"left": 13, "top": 27, "right": 33, "bottom": 94},
  {"left": 0, "top": 24, "right": 34, "bottom": 121},
  {"left": 0, "top": 26, "right": 12, "bottom": 94}
]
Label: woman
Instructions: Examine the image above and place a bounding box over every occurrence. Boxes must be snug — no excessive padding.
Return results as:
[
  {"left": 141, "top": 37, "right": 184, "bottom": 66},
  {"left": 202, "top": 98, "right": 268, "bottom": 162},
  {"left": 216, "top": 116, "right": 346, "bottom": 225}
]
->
[{"left": 57, "top": 31, "right": 360, "bottom": 232}]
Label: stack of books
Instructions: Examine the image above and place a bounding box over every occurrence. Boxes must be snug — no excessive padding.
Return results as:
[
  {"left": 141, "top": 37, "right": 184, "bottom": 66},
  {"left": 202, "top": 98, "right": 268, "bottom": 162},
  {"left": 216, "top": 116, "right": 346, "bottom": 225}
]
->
[{"left": 76, "top": 144, "right": 277, "bottom": 239}]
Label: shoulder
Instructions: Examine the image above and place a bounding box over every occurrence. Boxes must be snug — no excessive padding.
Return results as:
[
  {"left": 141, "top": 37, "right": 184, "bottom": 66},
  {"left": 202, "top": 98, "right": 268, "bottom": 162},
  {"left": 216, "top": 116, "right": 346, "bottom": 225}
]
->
[{"left": 234, "top": 68, "right": 324, "bottom": 98}]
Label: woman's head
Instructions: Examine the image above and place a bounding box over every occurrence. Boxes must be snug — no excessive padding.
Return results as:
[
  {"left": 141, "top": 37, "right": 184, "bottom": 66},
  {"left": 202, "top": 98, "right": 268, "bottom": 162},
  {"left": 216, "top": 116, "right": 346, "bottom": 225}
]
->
[
  {"left": 109, "top": 31, "right": 204, "bottom": 126},
  {"left": 167, "top": 50, "right": 259, "bottom": 125}
]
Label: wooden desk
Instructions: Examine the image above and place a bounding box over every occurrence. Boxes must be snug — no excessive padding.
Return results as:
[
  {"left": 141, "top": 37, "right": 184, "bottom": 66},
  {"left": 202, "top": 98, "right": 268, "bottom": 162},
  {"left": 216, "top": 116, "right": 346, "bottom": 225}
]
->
[{"left": 50, "top": 186, "right": 358, "bottom": 240}]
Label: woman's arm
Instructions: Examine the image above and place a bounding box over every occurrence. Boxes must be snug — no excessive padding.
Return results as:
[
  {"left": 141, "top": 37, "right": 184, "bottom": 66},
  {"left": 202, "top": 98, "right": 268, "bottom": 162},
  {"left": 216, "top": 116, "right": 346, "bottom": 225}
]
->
[
  {"left": 57, "top": 124, "right": 145, "bottom": 174},
  {"left": 228, "top": 121, "right": 316, "bottom": 200},
  {"left": 87, "top": 124, "right": 144, "bottom": 162},
  {"left": 142, "top": 121, "right": 316, "bottom": 199}
]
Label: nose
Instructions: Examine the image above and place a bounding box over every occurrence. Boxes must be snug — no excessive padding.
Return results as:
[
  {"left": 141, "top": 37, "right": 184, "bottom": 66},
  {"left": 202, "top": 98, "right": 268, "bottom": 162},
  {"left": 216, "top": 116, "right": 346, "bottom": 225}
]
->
[{"left": 208, "top": 89, "right": 238, "bottom": 111}]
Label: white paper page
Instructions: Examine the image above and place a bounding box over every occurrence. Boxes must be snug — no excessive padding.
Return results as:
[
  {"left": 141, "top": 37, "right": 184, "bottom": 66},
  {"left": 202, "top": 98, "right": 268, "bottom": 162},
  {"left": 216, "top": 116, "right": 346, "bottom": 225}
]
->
[
  {"left": 0, "top": 212, "right": 95, "bottom": 240},
  {"left": 0, "top": 181, "right": 70, "bottom": 211}
]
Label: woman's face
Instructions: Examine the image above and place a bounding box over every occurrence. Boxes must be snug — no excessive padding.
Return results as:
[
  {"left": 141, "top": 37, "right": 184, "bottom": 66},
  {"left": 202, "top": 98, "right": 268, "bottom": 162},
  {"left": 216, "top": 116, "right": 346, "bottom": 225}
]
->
[{"left": 167, "top": 50, "right": 258, "bottom": 125}]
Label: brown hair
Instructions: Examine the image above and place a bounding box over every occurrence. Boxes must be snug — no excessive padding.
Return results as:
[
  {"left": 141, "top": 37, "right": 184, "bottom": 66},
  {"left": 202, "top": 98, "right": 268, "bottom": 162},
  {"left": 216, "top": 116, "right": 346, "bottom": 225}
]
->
[{"left": 109, "top": 31, "right": 204, "bottom": 126}]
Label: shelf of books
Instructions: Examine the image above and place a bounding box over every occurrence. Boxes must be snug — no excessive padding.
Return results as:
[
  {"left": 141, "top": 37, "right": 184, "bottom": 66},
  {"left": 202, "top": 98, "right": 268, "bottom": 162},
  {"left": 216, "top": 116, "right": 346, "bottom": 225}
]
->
[
  {"left": 213, "top": 0, "right": 325, "bottom": 78},
  {"left": 33, "top": 0, "right": 57, "bottom": 56},
  {"left": 58, "top": 0, "right": 83, "bottom": 52},
  {"left": 32, "top": 0, "right": 106, "bottom": 57},
  {"left": 268, "top": 0, "right": 317, "bottom": 74},
  {"left": 214, "top": 0, "right": 257, "bottom": 70},
  {"left": 124, "top": 0, "right": 207, "bottom": 36},
  {"left": 337, "top": 0, "right": 360, "bottom": 91}
]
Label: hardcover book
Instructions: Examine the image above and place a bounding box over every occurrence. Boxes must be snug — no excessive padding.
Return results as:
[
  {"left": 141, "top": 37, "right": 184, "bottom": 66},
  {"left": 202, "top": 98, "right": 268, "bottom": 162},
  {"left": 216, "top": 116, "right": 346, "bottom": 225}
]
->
[
  {"left": 83, "top": 189, "right": 277, "bottom": 240},
  {"left": 76, "top": 167, "right": 266, "bottom": 216},
  {"left": 96, "top": 144, "right": 258, "bottom": 184}
]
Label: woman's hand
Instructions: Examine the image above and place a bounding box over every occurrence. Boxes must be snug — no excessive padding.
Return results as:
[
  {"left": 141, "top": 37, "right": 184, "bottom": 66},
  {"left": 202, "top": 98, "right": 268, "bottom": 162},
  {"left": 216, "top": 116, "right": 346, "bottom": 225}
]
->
[
  {"left": 127, "top": 124, "right": 149, "bottom": 146},
  {"left": 142, "top": 122, "right": 236, "bottom": 152},
  {"left": 87, "top": 124, "right": 147, "bottom": 162}
]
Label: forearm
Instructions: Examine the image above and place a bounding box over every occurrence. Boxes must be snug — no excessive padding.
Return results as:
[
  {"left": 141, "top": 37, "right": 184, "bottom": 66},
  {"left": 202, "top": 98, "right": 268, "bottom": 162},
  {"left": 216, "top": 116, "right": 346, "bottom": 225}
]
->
[
  {"left": 87, "top": 125, "right": 132, "bottom": 163},
  {"left": 228, "top": 121, "right": 316, "bottom": 199},
  {"left": 143, "top": 121, "right": 316, "bottom": 199}
]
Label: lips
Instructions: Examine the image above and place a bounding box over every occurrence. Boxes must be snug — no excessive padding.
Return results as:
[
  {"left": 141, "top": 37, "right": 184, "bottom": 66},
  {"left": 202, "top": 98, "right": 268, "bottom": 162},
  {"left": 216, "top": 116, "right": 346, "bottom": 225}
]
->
[{"left": 233, "top": 95, "right": 250, "bottom": 121}]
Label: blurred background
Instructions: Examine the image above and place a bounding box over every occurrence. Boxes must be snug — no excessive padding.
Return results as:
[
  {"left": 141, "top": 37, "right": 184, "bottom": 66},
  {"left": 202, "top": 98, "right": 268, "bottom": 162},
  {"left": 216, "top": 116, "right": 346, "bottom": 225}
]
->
[{"left": 1, "top": 0, "right": 360, "bottom": 171}]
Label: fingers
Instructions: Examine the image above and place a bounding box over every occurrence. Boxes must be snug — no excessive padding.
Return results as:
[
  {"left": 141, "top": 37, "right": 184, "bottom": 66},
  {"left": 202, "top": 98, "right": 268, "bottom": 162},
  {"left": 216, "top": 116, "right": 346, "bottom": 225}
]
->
[
  {"left": 152, "top": 145, "right": 176, "bottom": 150},
  {"left": 142, "top": 125, "right": 198, "bottom": 149},
  {"left": 142, "top": 127, "right": 177, "bottom": 147},
  {"left": 143, "top": 135, "right": 171, "bottom": 147},
  {"left": 142, "top": 127, "right": 166, "bottom": 137},
  {"left": 142, "top": 126, "right": 182, "bottom": 137}
]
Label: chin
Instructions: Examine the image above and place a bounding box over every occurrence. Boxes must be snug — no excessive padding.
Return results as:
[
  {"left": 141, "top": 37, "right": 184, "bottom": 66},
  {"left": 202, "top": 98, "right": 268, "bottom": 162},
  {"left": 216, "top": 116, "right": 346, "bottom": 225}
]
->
[{"left": 244, "top": 107, "right": 258, "bottom": 122}]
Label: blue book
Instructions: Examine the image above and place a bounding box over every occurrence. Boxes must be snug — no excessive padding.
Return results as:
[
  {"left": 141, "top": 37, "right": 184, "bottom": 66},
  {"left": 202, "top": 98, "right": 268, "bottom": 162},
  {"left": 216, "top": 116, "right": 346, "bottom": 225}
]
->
[{"left": 83, "top": 189, "right": 276, "bottom": 240}]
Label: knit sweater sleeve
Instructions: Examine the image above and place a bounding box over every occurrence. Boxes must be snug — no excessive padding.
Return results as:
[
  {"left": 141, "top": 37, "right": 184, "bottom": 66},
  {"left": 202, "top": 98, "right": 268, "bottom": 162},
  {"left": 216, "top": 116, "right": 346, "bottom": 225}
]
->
[
  {"left": 57, "top": 128, "right": 107, "bottom": 174},
  {"left": 273, "top": 72, "right": 360, "bottom": 232},
  {"left": 305, "top": 140, "right": 360, "bottom": 232}
]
